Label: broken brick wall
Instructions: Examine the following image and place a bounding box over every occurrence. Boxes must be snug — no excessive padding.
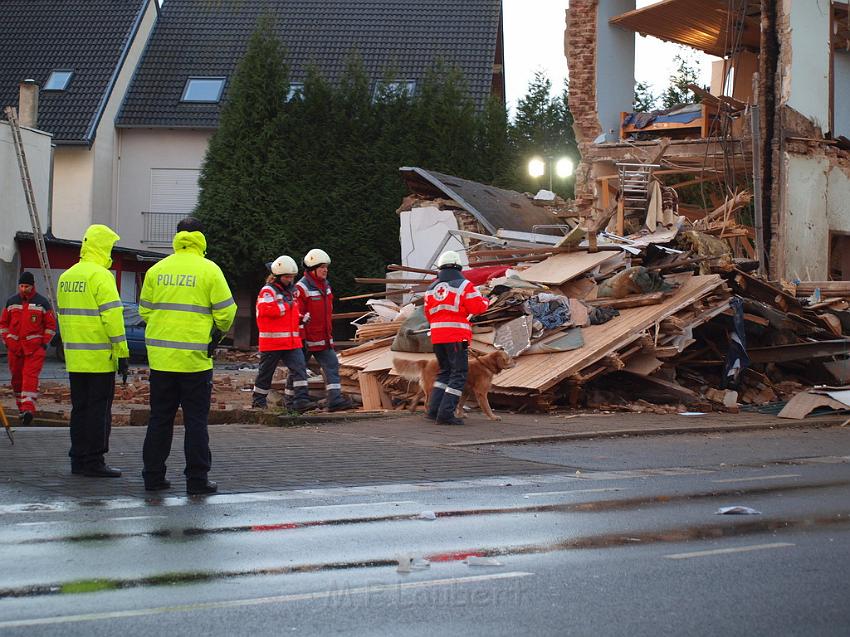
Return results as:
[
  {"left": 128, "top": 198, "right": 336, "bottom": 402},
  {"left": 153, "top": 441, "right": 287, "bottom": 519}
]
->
[{"left": 564, "top": 0, "right": 602, "bottom": 216}]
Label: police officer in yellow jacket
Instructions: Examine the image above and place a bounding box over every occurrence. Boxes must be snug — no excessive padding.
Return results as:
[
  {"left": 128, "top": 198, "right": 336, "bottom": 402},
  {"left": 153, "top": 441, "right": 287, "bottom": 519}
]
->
[
  {"left": 140, "top": 217, "right": 236, "bottom": 495},
  {"left": 57, "top": 225, "right": 128, "bottom": 477}
]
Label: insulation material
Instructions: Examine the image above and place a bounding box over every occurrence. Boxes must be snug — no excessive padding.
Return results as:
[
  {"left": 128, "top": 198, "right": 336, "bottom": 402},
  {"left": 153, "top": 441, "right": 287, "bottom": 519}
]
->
[{"left": 399, "top": 206, "right": 466, "bottom": 271}]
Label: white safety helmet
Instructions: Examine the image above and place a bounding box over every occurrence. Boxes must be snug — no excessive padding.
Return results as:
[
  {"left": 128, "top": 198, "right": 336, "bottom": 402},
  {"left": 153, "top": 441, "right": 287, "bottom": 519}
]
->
[
  {"left": 436, "top": 250, "right": 462, "bottom": 269},
  {"left": 303, "top": 248, "right": 331, "bottom": 269},
  {"left": 270, "top": 255, "right": 298, "bottom": 276}
]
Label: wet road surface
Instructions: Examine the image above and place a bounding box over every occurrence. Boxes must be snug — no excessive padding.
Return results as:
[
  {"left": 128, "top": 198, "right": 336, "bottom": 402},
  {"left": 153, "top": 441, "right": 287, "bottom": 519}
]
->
[{"left": 0, "top": 427, "right": 848, "bottom": 635}]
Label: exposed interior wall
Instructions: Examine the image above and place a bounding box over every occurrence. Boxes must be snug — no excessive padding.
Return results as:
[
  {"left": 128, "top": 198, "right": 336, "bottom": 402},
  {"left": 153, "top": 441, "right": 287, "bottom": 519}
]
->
[
  {"left": 0, "top": 122, "right": 52, "bottom": 299},
  {"left": 115, "top": 128, "right": 213, "bottom": 252},
  {"left": 782, "top": 153, "right": 829, "bottom": 280},
  {"left": 91, "top": 0, "right": 159, "bottom": 229},
  {"left": 595, "top": 0, "right": 636, "bottom": 138},
  {"left": 784, "top": 0, "right": 830, "bottom": 130},
  {"left": 51, "top": 146, "right": 93, "bottom": 241},
  {"left": 782, "top": 151, "right": 850, "bottom": 281},
  {"left": 835, "top": 49, "right": 850, "bottom": 139}
]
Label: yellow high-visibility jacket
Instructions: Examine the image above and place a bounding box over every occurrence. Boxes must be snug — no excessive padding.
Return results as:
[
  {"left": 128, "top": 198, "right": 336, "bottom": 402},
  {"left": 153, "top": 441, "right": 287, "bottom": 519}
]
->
[
  {"left": 140, "top": 230, "right": 236, "bottom": 372},
  {"left": 57, "top": 225, "right": 129, "bottom": 373}
]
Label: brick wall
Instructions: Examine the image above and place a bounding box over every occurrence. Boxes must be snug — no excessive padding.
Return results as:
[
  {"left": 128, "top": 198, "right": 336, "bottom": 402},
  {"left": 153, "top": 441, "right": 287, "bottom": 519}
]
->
[{"left": 565, "top": 0, "right": 602, "bottom": 214}]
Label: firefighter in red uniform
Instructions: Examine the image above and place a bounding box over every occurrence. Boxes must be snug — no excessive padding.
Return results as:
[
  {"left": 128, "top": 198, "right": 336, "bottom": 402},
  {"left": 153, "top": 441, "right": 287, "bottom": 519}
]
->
[
  {"left": 0, "top": 272, "right": 57, "bottom": 425},
  {"left": 251, "top": 256, "right": 315, "bottom": 413},
  {"left": 423, "top": 251, "right": 489, "bottom": 425},
  {"left": 294, "top": 249, "right": 353, "bottom": 411}
]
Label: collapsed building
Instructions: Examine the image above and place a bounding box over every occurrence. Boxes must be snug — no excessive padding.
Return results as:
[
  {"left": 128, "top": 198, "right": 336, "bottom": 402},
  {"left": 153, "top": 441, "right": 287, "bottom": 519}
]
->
[{"left": 565, "top": 0, "right": 850, "bottom": 281}]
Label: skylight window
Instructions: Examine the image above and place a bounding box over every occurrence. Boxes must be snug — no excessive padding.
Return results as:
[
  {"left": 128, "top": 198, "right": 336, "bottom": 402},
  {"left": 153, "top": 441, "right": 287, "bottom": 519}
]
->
[
  {"left": 181, "top": 77, "right": 226, "bottom": 103},
  {"left": 44, "top": 70, "right": 73, "bottom": 91},
  {"left": 286, "top": 83, "right": 304, "bottom": 101},
  {"left": 372, "top": 80, "right": 417, "bottom": 101}
]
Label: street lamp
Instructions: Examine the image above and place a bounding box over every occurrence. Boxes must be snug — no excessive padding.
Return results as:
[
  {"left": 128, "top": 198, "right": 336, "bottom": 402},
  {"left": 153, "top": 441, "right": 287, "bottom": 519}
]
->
[{"left": 528, "top": 156, "right": 574, "bottom": 191}]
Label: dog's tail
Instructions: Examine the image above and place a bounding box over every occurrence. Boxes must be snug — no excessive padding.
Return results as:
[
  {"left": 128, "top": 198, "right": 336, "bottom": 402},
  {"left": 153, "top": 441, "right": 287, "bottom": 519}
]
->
[{"left": 393, "top": 357, "right": 428, "bottom": 381}]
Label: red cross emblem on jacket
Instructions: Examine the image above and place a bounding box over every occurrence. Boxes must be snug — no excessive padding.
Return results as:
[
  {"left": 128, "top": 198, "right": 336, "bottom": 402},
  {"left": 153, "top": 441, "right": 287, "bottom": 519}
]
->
[{"left": 424, "top": 273, "right": 489, "bottom": 344}]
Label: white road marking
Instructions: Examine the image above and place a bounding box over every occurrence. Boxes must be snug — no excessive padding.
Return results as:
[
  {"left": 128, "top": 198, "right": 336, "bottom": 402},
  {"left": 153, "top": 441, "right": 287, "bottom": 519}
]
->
[
  {"left": 108, "top": 515, "right": 168, "bottom": 521},
  {"left": 664, "top": 543, "right": 795, "bottom": 560},
  {"left": 14, "top": 521, "right": 63, "bottom": 527},
  {"left": 0, "top": 572, "right": 535, "bottom": 629},
  {"left": 711, "top": 474, "right": 801, "bottom": 483},
  {"left": 297, "top": 500, "right": 417, "bottom": 510},
  {"left": 523, "top": 488, "right": 625, "bottom": 497}
]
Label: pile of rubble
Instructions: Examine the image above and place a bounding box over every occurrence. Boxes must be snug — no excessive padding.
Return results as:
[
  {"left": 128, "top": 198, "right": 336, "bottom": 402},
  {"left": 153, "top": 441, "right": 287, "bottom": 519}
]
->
[{"left": 337, "top": 196, "right": 850, "bottom": 415}]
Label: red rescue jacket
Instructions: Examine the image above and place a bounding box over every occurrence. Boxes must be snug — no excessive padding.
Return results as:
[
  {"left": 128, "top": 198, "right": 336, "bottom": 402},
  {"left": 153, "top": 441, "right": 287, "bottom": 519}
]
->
[
  {"left": 295, "top": 272, "right": 334, "bottom": 352},
  {"left": 256, "top": 280, "right": 303, "bottom": 352},
  {"left": 0, "top": 287, "right": 57, "bottom": 354},
  {"left": 424, "top": 269, "right": 489, "bottom": 344}
]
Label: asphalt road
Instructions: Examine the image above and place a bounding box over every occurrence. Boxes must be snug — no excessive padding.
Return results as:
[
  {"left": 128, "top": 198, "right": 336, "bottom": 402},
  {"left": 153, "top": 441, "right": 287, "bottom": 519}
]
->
[{"left": 0, "top": 428, "right": 848, "bottom": 635}]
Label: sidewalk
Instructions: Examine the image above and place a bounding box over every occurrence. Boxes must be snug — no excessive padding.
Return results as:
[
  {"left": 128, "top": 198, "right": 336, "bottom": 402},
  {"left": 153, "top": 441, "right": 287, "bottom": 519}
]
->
[{"left": 0, "top": 409, "right": 844, "bottom": 503}]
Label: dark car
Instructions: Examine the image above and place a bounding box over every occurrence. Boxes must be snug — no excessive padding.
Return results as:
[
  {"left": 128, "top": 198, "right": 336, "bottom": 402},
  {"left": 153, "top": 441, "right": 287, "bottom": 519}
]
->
[{"left": 54, "top": 302, "right": 147, "bottom": 362}]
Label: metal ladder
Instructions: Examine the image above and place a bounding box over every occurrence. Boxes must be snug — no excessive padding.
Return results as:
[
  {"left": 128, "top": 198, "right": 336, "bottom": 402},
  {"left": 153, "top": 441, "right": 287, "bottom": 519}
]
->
[
  {"left": 4, "top": 106, "right": 56, "bottom": 307},
  {"left": 616, "top": 162, "right": 659, "bottom": 216}
]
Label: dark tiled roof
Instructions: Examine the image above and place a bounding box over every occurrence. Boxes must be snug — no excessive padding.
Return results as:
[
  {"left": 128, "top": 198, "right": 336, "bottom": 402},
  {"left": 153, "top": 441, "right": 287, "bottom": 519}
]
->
[
  {"left": 400, "top": 167, "right": 562, "bottom": 236},
  {"left": 0, "top": 0, "right": 151, "bottom": 143},
  {"left": 117, "top": 0, "right": 502, "bottom": 128}
]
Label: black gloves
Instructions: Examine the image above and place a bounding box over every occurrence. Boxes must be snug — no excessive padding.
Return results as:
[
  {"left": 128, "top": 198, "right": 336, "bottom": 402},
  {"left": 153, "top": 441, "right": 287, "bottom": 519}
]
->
[
  {"left": 208, "top": 328, "right": 224, "bottom": 358},
  {"left": 117, "top": 357, "right": 129, "bottom": 383}
]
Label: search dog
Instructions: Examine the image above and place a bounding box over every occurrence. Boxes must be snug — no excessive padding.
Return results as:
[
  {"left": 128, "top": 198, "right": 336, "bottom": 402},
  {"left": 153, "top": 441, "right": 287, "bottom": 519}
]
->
[{"left": 393, "top": 349, "right": 515, "bottom": 421}]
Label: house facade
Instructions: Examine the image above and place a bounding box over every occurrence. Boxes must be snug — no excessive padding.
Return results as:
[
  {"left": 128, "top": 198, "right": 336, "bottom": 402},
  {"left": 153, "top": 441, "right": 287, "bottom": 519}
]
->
[
  {"left": 0, "top": 0, "right": 159, "bottom": 241},
  {"left": 565, "top": 0, "right": 850, "bottom": 281},
  {"left": 114, "top": 0, "right": 506, "bottom": 252}
]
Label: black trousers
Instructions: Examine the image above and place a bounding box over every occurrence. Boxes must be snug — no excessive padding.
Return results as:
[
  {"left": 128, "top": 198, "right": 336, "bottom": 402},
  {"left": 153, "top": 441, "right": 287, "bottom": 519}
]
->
[
  {"left": 429, "top": 341, "right": 469, "bottom": 420},
  {"left": 142, "top": 369, "right": 213, "bottom": 485},
  {"left": 68, "top": 372, "right": 115, "bottom": 469}
]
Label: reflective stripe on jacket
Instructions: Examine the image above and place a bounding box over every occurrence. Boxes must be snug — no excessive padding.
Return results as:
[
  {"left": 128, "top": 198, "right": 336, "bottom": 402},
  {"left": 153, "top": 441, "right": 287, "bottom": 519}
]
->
[
  {"left": 0, "top": 290, "right": 57, "bottom": 354},
  {"left": 295, "top": 272, "right": 334, "bottom": 351},
  {"left": 140, "top": 230, "right": 237, "bottom": 372},
  {"left": 256, "top": 281, "right": 302, "bottom": 352},
  {"left": 56, "top": 225, "right": 128, "bottom": 372},
  {"left": 424, "top": 270, "right": 489, "bottom": 344}
]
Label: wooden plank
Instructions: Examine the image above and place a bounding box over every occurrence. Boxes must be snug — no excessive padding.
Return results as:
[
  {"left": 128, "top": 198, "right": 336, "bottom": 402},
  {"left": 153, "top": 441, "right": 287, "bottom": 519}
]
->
[
  {"left": 491, "top": 275, "right": 725, "bottom": 392},
  {"left": 518, "top": 251, "right": 619, "bottom": 286},
  {"left": 584, "top": 291, "right": 668, "bottom": 309},
  {"left": 358, "top": 372, "right": 388, "bottom": 410},
  {"left": 338, "top": 344, "right": 392, "bottom": 370},
  {"left": 795, "top": 281, "right": 850, "bottom": 296}
]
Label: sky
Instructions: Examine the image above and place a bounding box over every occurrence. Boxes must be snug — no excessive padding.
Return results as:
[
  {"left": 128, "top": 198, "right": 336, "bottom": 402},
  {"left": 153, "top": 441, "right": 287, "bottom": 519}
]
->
[{"left": 501, "top": 0, "right": 716, "bottom": 115}]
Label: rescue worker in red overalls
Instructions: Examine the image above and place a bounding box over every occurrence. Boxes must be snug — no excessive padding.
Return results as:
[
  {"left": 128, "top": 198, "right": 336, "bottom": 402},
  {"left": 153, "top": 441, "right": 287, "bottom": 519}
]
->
[
  {"left": 251, "top": 256, "right": 315, "bottom": 413},
  {"left": 294, "top": 249, "right": 353, "bottom": 412},
  {"left": 423, "top": 251, "right": 489, "bottom": 425},
  {"left": 0, "top": 271, "right": 57, "bottom": 425}
]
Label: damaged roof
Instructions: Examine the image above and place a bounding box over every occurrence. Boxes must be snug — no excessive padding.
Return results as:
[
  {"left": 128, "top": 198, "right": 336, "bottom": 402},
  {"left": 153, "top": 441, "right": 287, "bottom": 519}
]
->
[
  {"left": 0, "top": 0, "right": 153, "bottom": 144},
  {"left": 117, "top": 0, "right": 504, "bottom": 128},
  {"left": 399, "top": 167, "right": 563, "bottom": 236}
]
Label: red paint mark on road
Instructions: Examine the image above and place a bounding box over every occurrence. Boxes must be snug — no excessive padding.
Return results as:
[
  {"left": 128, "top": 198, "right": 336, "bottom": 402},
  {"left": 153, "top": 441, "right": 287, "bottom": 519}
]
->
[{"left": 251, "top": 523, "right": 299, "bottom": 532}]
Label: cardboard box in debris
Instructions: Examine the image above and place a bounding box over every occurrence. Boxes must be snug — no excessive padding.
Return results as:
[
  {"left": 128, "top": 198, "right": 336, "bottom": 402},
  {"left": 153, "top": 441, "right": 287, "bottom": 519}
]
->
[{"left": 337, "top": 169, "right": 850, "bottom": 415}]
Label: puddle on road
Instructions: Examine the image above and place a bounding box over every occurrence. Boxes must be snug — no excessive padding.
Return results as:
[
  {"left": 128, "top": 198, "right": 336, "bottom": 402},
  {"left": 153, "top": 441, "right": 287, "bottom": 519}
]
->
[
  {"left": 12, "top": 478, "right": 850, "bottom": 547},
  {"left": 2, "top": 512, "right": 847, "bottom": 600}
]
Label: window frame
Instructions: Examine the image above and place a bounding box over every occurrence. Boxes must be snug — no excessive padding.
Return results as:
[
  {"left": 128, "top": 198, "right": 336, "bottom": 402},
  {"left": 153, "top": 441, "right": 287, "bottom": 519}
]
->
[
  {"left": 180, "top": 77, "right": 227, "bottom": 103},
  {"left": 43, "top": 70, "right": 74, "bottom": 91},
  {"left": 372, "top": 79, "right": 417, "bottom": 102}
]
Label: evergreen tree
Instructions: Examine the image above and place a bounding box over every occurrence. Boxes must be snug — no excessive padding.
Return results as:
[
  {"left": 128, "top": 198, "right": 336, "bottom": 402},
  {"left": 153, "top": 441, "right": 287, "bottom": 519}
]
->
[
  {"left": 194, "top": 16, "right": 290, "bottom": 287},
  {"left": 660, "top": 49, "right": 702, "bottom": 109},
  {"left": 634, "top": 80, "right": 657, "bottom": 112}
]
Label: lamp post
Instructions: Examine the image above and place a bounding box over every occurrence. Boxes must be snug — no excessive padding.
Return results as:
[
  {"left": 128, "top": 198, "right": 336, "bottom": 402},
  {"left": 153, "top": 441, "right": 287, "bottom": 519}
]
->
[{"left": 528, "top": 156, "right": 574, "bottom": 191}]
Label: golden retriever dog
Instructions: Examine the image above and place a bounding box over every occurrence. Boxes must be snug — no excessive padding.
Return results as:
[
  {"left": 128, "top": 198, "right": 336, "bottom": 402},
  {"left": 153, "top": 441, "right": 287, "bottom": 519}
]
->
[{"left": 394, "top": 349, "right": 515, "bottom": 421}]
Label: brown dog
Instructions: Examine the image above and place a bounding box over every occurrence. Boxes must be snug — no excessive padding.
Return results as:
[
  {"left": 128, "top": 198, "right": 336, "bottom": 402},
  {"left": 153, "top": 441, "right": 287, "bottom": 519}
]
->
[{"left": 394, "top": 349, "right": 515, "bottom": 421}]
